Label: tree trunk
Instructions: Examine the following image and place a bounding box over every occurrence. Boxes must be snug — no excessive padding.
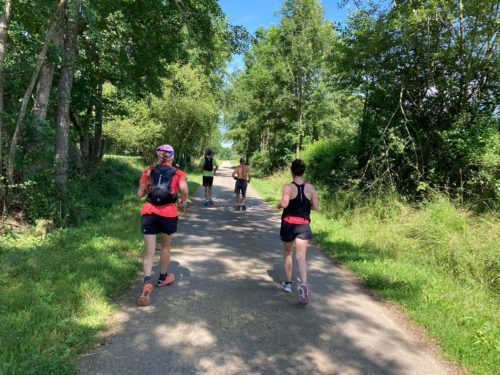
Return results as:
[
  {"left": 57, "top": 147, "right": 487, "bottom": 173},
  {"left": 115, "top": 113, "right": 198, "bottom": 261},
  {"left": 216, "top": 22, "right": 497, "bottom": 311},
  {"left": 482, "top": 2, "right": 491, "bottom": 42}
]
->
[
  {"left": 70, "top": 106, "right": 91, "bottom": 167},
  {"left": 0, "top": 0, "right": 12, "bottom": 174},
  {"left": 54, "top": 2, "right": 79, "bottom": 193},
  {"left": 32, "top": 29, "right": 63, "bottom": 122},
  {"left": 6, "top": 0, "right": 66, "bottom": 185},
  {"left": 27, "top": 31, "right": 63, "bottom": 176},
  {"left": 92, "top": 83, "right": 103, "bottom": 163},
  {"left": 33, "top": 63, "right": 56, "bottom": 120},
  {"left": 295, "top": 74, "right": 303, "bottom": 159},
  {"left": 296, "top": 107, "right": 303, "bottom": 159}
]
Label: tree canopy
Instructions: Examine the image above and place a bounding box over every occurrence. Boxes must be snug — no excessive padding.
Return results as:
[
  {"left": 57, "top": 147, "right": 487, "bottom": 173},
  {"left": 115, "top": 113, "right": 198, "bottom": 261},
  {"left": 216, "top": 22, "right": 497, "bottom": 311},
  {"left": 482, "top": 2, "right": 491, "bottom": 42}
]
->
[
  {"left": 225, "top": 0, "right": 499, "bottom": 205},
  {"left": 0, "top": 0, "right": 498, "bottom": 222},
  {"left": 0, "top": 0, "right": 247, "bottom": 221}
]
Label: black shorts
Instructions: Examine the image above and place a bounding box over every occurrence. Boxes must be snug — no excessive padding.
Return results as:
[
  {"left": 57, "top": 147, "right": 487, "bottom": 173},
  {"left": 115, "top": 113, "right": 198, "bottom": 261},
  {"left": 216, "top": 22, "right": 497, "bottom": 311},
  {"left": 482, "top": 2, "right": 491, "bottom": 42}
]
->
[
  {"left": 141, "top": 214, "right": 178, "bottom": 235},
  {"left": 234, "top": 179, "right": 248, "bottom": 196},
  {"left": 280, "top": 221, "right": 313, "bottom": 242},
  {"left": 202, "top": 176, "right": 214, "bottom": 187}
]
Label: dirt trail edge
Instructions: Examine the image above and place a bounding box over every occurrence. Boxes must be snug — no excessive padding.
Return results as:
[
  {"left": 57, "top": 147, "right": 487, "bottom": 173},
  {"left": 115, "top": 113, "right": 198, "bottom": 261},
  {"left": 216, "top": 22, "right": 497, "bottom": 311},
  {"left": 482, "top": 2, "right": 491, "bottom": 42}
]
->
[{"left": 79, "top": 165, "right": 458, "bottom": 375}]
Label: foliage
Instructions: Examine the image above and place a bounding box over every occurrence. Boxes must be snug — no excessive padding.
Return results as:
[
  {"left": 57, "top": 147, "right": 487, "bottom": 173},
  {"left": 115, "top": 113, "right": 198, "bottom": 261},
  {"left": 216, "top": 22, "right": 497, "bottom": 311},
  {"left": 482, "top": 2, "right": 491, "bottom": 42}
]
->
[
  {"left": 301, "top": 138, "right": 359, "bottom": 187},
  {"left": 0, "top": 156, "right": 201, "bottom": 373},
  {"left": 338, "top": 0, "right": 499, "bottom": 201},
  {"left": 226, "top": 0, "right": 499, "bottom": 208},
  {"left": 0, "top": 0, "right": 246, "bottom": 221},
  {"left": 8, "top": 156, "right": 139, "bottom": 226},
  {"left": 249, "top": 150, "right": 274, "bottom": 177},
  {"left": 104, "top": 63, "right": 220, "bottom": 167},
  {"left": 224, "top": 0, "right": 361, "bottom": 170},
  {"left": 214, "top": 146, "right": 236, "bottom": 160}
]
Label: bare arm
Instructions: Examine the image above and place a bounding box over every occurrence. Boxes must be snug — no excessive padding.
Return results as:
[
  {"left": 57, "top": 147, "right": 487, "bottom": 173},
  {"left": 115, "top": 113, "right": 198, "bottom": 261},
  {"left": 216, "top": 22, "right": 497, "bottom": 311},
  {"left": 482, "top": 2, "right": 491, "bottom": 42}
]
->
[
  {"left": 137, "top": 169, "right": 150, "bottom": 198},
  {"left": 232, "top": 167, "right": 239, "bottom": 179},
  {"left": 178, "top": 175, "right": 189, "bottom": 206},
  {"left": 137, "top": 184, "right": 147, "bottom": 198},
  {"left": 277, "top": 184, "right": 291, "bottom": 209},
  {"left": 310, "top": 188, "right": 320, "bottom": 211}
]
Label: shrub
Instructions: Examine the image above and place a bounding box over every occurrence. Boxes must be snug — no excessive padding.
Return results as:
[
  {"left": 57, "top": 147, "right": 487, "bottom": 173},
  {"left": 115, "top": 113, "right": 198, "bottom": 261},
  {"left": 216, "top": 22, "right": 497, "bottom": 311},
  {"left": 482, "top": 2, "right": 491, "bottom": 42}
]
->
[
  {"left": 301, "top": 139, "right": 358, "bottom": 187},
  {"left": 250, "top": 150, "right": 273, "bottom": 177},
  {"left": 20, "top": 156, "right": 141, "bottom": 227}
]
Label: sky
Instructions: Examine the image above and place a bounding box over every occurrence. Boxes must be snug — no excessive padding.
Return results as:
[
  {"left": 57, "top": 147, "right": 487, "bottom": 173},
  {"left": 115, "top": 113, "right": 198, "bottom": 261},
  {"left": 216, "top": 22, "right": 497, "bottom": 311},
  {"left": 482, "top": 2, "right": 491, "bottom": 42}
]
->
[{"left": 218, "top": 0, "right": 351, "bottom": 72}]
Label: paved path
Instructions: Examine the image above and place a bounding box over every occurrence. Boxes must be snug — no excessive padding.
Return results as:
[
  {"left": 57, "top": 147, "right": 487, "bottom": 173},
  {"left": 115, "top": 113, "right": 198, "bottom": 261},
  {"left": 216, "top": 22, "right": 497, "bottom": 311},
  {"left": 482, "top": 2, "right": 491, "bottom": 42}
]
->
[{"left": 79, "top": 166, "right": 455, "bottom": 375}]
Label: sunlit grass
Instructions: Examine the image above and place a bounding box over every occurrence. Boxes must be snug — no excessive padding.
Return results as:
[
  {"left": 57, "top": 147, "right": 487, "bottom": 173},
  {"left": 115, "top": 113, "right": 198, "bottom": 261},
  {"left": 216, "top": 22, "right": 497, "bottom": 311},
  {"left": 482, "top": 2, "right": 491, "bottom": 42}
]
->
[{"left": 252, "top": 175, "right": 499, "bottom": 375}]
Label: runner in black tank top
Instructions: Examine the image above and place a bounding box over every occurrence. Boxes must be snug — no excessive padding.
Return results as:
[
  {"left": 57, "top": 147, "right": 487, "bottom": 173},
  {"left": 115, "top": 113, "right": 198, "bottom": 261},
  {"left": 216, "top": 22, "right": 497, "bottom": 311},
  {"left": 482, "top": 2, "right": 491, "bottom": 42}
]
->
[
  {"left": 277, "top": 159, "right": 320, "bottom": 305},
  {"left": 281, "top": 182, "right": 312, "bottom": 222}
]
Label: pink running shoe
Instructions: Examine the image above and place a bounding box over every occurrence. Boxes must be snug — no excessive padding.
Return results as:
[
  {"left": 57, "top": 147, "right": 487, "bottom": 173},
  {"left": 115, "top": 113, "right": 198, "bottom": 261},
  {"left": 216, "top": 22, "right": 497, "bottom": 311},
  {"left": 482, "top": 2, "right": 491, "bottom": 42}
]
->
[
  {"left": 298, "top": 283, "right": 309, "bottom": 305},
  {"left": 138, "top": 282, "right": 153, "bottom": 306},
  {"left": 157, "top": 273, "right": 175, "bottom": 287}
]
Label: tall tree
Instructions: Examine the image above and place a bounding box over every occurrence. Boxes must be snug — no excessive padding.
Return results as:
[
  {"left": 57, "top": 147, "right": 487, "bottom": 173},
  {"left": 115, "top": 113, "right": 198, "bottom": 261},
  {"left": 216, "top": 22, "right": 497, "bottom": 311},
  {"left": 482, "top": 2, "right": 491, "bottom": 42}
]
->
[
  {"left": 0, "top": 0, "right": 245, "bottom": 220},
  {"left": 6, "top": 0, "right": 65, "bottom": 185},
  {"left": 339, "top": 0, "right": 499, "bottom": 196},
  {"left": 225, "top": 0, "right": 355, "bottom": 170},
  {"left": 31, "top": 30, "right": 62, "bottom": 139},
  {"left": 104, "top": 63, "right": 219, "bottom": 166},
  {"left": 0, "top": 0, "right": 12, "bottom": 173},
  {"left": 279, "top": 0, "right": 332, "bottom": 157},
  {"left": 54, "top": 0, "right": 80, "bottom": 193}
]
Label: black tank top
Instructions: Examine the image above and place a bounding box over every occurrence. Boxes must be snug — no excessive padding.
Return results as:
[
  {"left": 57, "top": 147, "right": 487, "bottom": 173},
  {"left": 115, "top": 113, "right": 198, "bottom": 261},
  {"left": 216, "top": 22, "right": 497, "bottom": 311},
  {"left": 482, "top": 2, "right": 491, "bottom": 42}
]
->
[{"left": 282, "top": 182, "right": 311, "bottom": 221}]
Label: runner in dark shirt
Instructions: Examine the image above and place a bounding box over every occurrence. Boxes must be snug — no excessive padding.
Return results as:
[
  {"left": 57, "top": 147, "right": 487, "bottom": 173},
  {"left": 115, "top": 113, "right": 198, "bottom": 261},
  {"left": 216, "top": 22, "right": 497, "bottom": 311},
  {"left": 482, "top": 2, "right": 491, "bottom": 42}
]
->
[{"left": 277, "top": 159, "right": 319, "bottom": 305}]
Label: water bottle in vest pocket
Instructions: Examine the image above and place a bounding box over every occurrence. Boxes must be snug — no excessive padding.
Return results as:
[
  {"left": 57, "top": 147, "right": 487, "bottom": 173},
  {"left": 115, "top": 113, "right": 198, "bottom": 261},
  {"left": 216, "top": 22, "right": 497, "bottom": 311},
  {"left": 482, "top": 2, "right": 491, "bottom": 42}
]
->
[{"left": 147, "top": 165, "right": 178, "bottom": 205}]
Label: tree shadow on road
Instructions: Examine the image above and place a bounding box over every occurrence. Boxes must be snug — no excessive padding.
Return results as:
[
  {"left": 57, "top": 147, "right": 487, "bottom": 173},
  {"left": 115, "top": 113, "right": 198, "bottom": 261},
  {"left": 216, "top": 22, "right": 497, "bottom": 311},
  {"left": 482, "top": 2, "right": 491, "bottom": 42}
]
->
[{"left": 79, "top": 173, "right": 445, "bottom": 374}]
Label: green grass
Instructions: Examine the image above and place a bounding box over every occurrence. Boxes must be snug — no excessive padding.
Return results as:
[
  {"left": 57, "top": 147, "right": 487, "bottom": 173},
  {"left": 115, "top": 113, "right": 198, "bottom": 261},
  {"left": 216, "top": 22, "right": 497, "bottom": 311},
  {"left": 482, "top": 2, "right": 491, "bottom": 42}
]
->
[
  {"left": 252, "top": 174, "right": 499, "bottom": 375},
  {"left": 0, "top": 157, "right": 202, "bottom": 374}
]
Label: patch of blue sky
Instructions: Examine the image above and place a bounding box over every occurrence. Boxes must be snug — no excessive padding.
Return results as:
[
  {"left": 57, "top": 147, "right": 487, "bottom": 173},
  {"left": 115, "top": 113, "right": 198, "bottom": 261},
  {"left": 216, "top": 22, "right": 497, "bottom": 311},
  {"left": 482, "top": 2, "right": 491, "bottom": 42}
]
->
[{"left": 219, "top": 0, "right": 351, "bottom": 73}]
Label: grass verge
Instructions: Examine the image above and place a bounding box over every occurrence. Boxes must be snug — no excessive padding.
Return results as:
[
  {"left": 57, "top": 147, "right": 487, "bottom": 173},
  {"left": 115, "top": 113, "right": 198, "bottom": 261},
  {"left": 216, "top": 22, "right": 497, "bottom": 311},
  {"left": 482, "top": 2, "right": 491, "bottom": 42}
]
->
[
  {"left": 0, "top": 157, "right": 201, "bottom": 374},
  {"left": 252, "top": 173, "right": 499, "bottom": 375}
]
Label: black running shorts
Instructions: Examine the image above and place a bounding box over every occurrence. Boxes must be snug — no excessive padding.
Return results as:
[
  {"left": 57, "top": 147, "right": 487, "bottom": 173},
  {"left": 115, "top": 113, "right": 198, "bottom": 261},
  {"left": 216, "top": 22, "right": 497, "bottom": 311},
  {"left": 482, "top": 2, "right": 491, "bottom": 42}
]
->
[
  {"left": 141, "top": 214, "right": 178, "bottom": 235},
  {"left": 234, "top": 179, "right": 248, "bottom": 196},
  {"left": 202, "top": 176, "right": 214, "bottom": 187},
  {"left": 280, "top": 221, "right": 313, "bottom": 242}
]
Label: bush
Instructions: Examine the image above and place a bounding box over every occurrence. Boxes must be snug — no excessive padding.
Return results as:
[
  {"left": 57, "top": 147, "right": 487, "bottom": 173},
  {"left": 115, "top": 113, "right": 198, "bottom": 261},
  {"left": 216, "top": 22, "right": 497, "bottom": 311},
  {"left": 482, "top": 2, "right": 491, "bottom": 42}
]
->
[
  {"left": 301, "top": 139, "right": 358, "bottom": 187},
  {"left": 20, "top": 156, "right": 142, "bottom": 227},
  {"left": 249, "top": 150, "right": 273, "bottom": 177}
]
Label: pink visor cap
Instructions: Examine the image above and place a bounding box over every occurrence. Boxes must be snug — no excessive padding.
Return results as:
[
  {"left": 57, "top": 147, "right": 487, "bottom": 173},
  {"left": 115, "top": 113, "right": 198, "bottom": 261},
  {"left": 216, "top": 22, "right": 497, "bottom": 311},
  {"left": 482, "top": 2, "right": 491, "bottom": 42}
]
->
[{"left": 156, "top": 144, "right": 174, "bottom": 159}]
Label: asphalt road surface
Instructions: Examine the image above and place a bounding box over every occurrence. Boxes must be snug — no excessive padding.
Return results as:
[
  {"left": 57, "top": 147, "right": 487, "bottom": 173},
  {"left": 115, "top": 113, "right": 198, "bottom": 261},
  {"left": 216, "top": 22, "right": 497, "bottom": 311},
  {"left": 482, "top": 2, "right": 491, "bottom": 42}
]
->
[{"left": 79, "top": 165, "right": 457, "bottom": 375}]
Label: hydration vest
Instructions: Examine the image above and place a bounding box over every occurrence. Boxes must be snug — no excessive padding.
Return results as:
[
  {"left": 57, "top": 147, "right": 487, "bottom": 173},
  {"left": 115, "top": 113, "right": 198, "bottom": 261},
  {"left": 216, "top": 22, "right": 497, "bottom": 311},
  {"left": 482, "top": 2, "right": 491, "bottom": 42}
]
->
[
  {"left": 147, "top": 165, "right": 178, "bottom": 205},
  {"left": 203, "top": 157, "right": 213, "bottom": 172}
]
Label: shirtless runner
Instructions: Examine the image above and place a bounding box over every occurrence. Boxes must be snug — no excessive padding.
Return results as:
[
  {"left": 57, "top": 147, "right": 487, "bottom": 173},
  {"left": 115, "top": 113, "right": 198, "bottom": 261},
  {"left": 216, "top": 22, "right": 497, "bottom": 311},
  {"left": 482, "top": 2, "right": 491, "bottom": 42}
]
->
[{"left": 232, "top": 158, "right": 251, "bottom": 211}]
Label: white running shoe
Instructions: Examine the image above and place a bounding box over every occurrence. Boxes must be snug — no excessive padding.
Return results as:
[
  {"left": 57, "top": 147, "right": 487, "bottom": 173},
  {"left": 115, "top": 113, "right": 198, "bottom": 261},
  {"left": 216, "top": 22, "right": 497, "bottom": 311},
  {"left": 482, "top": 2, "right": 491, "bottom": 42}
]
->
[{"left": 280, "top": 281, "right": 292, "bottom": 293}]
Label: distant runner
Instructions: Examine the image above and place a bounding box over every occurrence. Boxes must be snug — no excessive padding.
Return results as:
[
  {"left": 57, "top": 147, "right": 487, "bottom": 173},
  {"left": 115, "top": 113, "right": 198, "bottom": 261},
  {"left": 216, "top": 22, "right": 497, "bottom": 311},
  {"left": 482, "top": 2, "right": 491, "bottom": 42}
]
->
[
  {"left": 199, "top": 148, "right": 218, "bottom": 206},
  {"left": 232, "top": 157, "right": 251, "bottom": 211},
  {"left": 136, "top": 144, "right": 188, "bottom": 306},
  {"left": 277, "top": 159, "right": 319, "bottom": 305}
]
